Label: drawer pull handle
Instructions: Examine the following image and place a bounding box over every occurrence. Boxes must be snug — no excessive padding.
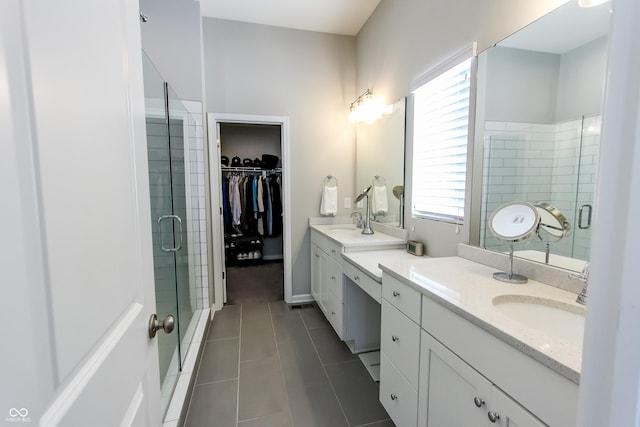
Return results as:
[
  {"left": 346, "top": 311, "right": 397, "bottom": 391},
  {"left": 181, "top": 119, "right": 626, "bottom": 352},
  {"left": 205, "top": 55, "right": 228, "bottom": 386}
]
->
[
  {"left": 354, "top": 275, "right": 360, "bottom": 281},
  {"left": 331, "top": 311, "right": 335, "bottom": 315},
  {"left": 331, "top": 276, "right": 336, "bottom": 280},
  {"left": 390, "top": 393, "right": 398, "bottom": 401},
  {"left": 488, "top": 412, "right": 500, "bottom": 423},
  {"left": 473, "top": 397, "right": 485, "bottom": 408},
  {"left": 391, "top": 335, "right": 399, "bottom": 342},
  {"left": 315, "top": 254, "right": 320, "bottom": 258},
  {"left": 392, "top": 291, "right": 400, "bottom": 297},
  {"left": 331, "top": 249, "right": 336, "bottom": 254}
]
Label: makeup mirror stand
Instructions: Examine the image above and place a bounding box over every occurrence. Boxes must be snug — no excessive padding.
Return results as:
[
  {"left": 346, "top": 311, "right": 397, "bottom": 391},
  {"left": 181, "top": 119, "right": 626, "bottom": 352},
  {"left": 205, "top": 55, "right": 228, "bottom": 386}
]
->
[{"left": 493, "top": 244, "right": 529, "bottom": 284}]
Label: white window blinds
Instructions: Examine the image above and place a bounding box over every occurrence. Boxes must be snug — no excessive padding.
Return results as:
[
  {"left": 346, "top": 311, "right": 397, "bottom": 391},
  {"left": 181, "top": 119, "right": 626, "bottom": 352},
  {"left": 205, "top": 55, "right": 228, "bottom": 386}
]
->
[{"left": 411, "top": 56, "right": 472, "bottom": 223}]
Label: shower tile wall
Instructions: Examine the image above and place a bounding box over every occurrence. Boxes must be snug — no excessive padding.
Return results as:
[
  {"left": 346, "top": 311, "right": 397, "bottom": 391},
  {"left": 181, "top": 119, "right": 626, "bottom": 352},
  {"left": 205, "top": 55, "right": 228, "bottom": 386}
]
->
[
  {"left": 481, "top": 118, "right": 599, "bottom": 260},
  {"left": 183, "top": 101, "right": 209, "bottom": 310}
]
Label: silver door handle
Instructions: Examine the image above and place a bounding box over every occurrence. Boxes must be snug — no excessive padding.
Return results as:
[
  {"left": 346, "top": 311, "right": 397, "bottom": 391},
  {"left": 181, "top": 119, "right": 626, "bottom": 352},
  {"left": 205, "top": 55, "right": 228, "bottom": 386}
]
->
[
  {"left": 158, "top": 215, "right": 183, "bottom": 252},
  {"left": 148, "top": 314, "right": 175, "bottom": 338},
  {"left": 578, "top": 204, "right": 592, "bottom": 229}
]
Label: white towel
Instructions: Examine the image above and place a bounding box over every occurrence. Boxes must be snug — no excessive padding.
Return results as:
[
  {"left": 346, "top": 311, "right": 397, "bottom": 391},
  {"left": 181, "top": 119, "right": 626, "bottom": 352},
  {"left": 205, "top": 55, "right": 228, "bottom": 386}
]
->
[
  {"left": 320, "top": 185, "right": 338, "bottom": 216},
  {"left": 372, "top": 185, "right": 388, "bottom": 215}
]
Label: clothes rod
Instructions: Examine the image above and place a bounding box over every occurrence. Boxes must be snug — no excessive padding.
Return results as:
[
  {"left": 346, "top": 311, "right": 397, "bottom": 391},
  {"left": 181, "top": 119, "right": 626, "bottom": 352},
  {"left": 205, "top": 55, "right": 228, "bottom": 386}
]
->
[{"left": 222, "top": 167, "right": 282, "bottom": 173}]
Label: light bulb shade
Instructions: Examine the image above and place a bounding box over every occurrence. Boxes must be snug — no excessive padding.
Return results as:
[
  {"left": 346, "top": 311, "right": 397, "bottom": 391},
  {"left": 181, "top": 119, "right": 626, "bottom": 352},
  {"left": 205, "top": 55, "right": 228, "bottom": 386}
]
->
[
  {"left": 578, "top": 0, "right": 608, "bottom": 7},
  {"left": 349, "top": 96, "right": 387, "bottom": 123}
]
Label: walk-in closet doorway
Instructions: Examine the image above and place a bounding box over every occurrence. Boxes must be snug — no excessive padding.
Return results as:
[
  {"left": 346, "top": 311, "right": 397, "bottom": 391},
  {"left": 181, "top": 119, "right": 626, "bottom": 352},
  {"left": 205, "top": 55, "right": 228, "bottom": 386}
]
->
[{"left": 207, "top": 114, "right": 292, "bottom": 310}]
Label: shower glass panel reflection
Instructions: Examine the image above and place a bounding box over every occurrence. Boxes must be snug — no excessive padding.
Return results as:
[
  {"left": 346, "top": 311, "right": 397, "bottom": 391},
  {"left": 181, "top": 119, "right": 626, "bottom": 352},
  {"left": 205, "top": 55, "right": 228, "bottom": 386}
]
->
[
  {"left": 142, "top": 52, "right": 197, "bottom": 416},
  {"left": 480, "top": 114, "right": 599, "bottom": 264}
]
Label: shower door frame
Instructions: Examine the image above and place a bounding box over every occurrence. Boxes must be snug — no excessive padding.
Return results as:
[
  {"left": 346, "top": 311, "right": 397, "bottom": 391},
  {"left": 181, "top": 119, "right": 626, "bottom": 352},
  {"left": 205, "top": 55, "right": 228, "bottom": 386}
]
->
[{"left": 207, "top": 113, "right": 293, "bottom": 310}]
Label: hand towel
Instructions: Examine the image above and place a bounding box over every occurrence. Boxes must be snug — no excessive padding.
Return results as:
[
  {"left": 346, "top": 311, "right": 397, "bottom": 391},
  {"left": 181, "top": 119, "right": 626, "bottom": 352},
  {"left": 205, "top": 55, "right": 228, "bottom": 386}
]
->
[
  {"left": 372, "top": 185, "right": 388, "bottom": 215},
  {"left": 320, "top": 185, "right": 338, "bottom": 216}
]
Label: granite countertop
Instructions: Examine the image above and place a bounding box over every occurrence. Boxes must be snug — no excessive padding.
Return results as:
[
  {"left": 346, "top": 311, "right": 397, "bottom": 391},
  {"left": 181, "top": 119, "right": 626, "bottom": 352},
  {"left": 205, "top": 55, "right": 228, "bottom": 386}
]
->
[
  {"left": 342, "top": 249, "right": 426, "bottom": 283},
  {"left": 379, "top": 256, "right": 583, "bottom": 384},
  {"left": 310, "top": 224, "right": 406, "bottom": 250}
]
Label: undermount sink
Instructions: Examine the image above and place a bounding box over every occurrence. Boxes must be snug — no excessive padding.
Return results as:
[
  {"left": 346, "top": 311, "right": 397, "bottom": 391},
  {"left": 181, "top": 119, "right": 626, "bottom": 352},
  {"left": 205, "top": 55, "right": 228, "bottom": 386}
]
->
[
  {"left": 492, "top": 295, "right": 585, "bottom": 344},
  {"left": 325, "top": 225, "right": 359, "bottom": 231}
]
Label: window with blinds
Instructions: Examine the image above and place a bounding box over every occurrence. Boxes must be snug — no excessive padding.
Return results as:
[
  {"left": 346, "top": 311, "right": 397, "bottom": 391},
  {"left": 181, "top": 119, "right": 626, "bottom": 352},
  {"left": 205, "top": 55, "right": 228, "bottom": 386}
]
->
[{"left": 411, "top": 57, "right": 472, "bottom": 223}]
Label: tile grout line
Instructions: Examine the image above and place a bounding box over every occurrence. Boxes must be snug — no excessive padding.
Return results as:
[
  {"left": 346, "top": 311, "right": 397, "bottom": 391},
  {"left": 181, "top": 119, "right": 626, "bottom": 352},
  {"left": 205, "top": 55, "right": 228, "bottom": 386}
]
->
[
  {"left": 235, "top": 304, "right": 243, "bottom": 427},
  {"left": 301, "top": 310, "right": 352, "bottom": 427},
  {"left": 268, "top": 302, "right": 296, "bottom": 427}
]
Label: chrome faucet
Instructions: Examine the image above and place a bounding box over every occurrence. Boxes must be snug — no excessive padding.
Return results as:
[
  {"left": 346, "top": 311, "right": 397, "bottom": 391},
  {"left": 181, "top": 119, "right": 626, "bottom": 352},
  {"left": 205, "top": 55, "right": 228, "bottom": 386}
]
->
[
  {"left": 350, "top": 211, "right": 364, "bottom": 229},
  {"left": 569, "top": 262, "right": 590, "bottom": 305}
]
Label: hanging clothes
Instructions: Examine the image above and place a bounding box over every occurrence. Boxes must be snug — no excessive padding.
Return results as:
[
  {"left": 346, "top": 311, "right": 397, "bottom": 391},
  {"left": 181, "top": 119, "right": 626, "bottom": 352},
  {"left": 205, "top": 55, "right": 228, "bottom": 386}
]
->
[
  {"left": 270, "top": 175, "right": 283, "bottom": 238},
  {"left": 221, "top": 170, "right": 282, "bottom": 238}
]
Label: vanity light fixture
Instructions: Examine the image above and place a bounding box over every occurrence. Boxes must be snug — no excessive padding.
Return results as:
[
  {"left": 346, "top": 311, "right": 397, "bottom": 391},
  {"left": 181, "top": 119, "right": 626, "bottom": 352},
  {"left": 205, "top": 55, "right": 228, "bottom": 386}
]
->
[
  {"left": 578, "top": 0, "right": 608, "bottom": 7},
  {"left": 349, "top": 89, "right": 391, "bottom": 123}
]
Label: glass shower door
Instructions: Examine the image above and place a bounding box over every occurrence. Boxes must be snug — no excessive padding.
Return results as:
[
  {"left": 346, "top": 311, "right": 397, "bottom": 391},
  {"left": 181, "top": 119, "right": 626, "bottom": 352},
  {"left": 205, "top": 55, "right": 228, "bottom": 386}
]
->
[
  {"left": 166, "top": 85, "right": 196, "bottom": 361},
  {"left": 142, "top": 52, "right": 197, "bottom": 416},
  {"left": 570, "top": 114, "right": 601, "bottom": 261}
]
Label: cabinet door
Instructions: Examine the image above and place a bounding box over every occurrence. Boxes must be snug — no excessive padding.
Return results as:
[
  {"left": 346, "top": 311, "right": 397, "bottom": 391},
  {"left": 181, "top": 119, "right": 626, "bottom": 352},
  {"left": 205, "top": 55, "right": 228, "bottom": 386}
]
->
[
  {"left": 419, "top": 331, "right": 491, "bottom": 427},
  {"left": 488, "top": 387, "right": 547, "bottom": 427},
  {"left": 311, "top": 244, "right": 322, "bottom": 304}
]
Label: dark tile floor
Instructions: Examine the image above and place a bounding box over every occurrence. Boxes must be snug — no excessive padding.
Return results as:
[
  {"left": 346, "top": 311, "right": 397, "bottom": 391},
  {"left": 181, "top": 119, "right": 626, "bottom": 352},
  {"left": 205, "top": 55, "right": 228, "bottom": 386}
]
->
[{"left": 184, "top": 301, "right": 393, "bottom": 427}]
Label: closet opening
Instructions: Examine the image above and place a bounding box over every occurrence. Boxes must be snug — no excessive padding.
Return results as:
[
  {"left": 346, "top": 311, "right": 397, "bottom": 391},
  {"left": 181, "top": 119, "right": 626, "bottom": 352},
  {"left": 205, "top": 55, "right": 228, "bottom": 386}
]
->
[{"left": 208, "top": 114, "right": 292, "bottom": 309}]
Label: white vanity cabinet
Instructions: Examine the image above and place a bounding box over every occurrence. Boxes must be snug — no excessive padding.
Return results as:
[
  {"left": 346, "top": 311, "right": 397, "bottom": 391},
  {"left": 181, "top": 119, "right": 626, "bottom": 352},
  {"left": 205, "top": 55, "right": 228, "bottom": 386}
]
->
[
  {"left": 310, "top": 230, "right": 345, "bottom": 338},
  {"left": 419, "top": 331, "right": 545, "bottom": 427},
  {"left": 379, "top": 275, "right": 421, "bottom": 427},
  {"left": 419, "top": 295, "right": 578, "bottom": 426},
  {"left": 378, "top": 266, "right": 579, "bottom": 427}
]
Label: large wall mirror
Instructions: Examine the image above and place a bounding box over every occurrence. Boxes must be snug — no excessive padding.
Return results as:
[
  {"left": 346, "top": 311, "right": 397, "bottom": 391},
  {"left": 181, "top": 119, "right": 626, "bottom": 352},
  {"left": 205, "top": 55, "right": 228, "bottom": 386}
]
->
[
  {"left": 355, "top": 97, "right": 406, "bottom": 227},
  {"left": 474, "top": 1, "right": 611, "bottom": 271}
]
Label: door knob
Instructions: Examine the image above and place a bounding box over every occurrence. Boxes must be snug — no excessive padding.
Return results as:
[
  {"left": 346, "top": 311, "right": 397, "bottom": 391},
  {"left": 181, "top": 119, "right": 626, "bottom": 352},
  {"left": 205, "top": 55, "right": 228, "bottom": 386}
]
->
[
  {"left": 473, "top": 397, "right": 485, "bottom": 408},
  {"left": 488, "top": 411, "right": 500, "bottom": 423},
  {"left": 148, "top": 314, "right": 175, "bottom": 338}
]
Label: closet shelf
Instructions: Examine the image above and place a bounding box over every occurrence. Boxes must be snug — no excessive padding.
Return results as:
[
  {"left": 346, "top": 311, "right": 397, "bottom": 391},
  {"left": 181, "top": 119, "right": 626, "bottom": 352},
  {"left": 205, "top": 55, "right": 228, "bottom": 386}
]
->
[{"left": 222, "top": 166, "right": 282, "bottom": 173}]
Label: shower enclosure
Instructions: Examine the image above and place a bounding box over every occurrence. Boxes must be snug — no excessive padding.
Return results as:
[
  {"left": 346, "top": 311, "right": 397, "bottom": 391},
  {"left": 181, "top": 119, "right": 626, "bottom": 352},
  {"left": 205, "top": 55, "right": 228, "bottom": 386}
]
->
[
  {"left": 142, "top": 52, "right": 210, "bottom": 417},
  {"left": 480, "top": 115, "right": 600, "bottom": 266}
]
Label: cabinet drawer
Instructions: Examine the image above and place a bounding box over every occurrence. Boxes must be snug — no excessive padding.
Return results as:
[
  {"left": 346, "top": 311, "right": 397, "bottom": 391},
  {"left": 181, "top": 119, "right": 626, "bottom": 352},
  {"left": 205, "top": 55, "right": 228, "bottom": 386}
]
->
[
  {"left": 380, "top": 352, "right": 418, "bottom": 427},
  {"left": 382, "top": 273, "right": 421, "bottom": 324},
  {"left": 311, "top": 230, "right": 342, "bottom": 263},
  {"left": 325, "top": 256, "right": 343, "bottom": 301},
  {"left": 381, "top": 300, "right": 421, "bottom": 390},
  {"left": 342, "top": 260, "right": 381, "bottom": 303},
  {"left": 323, "top": 288, "right": 343, "bottom": 339}
]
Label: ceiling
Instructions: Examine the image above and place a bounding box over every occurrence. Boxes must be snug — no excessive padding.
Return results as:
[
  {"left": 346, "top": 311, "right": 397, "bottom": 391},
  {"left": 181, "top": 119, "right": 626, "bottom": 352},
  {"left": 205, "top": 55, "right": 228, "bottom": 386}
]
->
[
  {"left": 198, "top": 0, "right": 382, "bottom": 36},
  {"left": 498, "top": 1, "right": 611, "bottom": 54}
]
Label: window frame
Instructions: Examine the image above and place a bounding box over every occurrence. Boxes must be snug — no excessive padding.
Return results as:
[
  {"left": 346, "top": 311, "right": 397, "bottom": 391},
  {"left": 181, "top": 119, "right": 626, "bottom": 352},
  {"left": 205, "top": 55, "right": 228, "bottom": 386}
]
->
[{"left": 409, "top": 44, "right": 478, "bottom": 226}]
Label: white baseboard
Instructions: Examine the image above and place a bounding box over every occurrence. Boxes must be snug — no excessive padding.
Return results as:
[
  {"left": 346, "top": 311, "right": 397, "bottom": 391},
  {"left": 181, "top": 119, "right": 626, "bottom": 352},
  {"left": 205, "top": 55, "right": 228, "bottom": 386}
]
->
[{"left": 288, "top": 293, "right": 315, "bottom": 304}]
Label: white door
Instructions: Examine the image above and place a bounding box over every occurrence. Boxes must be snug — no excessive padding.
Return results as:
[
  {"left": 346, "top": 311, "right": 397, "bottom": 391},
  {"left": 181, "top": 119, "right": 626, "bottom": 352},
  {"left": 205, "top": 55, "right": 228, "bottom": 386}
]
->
[{"left": 1, "top": 0, "right": 162, "bottom": 426}]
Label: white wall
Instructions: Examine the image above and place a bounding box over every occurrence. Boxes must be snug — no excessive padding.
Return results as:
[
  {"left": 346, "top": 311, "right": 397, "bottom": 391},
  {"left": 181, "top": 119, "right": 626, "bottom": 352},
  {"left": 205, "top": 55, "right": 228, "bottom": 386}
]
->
[
  {"left": 140, "top": 0, "right": 203, "bottom": 102},
  {"left": 556, "top": 36, "right": 608, "bottom": 121},
  {"left": 203, "top": 18, "right": 357, "bottom": 297},
  {"left": 356, "top": 0, "right": 570, "bottom": 256},
  {"left": 485, "top": 47, "right": 560, "bottom": 123}
]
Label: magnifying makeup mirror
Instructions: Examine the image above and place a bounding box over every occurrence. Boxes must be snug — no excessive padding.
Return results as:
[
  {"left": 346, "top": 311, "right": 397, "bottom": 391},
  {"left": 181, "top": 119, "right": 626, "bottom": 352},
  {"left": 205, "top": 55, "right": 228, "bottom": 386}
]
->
[
  {"left": 488, "top": 201, "right": 540, "bottom": 283},
  {"left": 535, "top": 201, "right": 572, "bottom": 264}
]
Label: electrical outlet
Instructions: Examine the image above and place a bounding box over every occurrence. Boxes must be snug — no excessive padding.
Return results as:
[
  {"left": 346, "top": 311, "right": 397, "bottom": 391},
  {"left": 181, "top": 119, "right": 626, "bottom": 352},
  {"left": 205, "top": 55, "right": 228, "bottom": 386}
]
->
[{"left": 344, "top": 197, "right": 351, "bottom": 209}]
